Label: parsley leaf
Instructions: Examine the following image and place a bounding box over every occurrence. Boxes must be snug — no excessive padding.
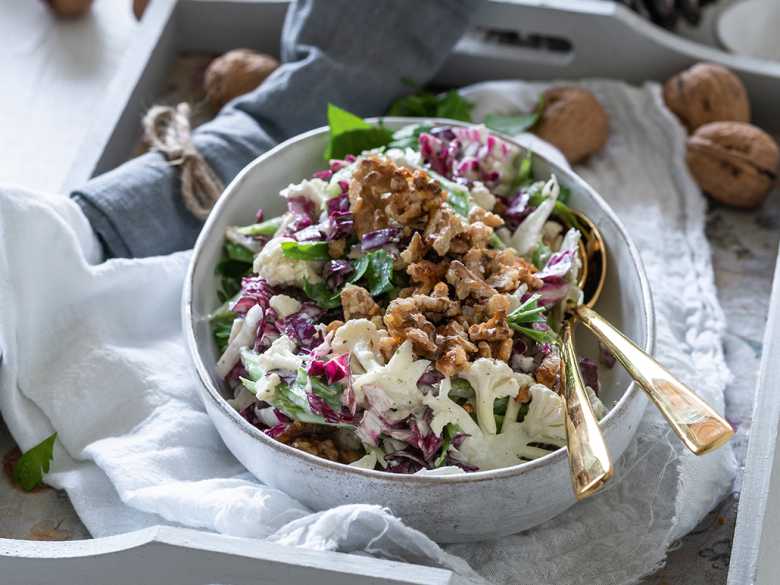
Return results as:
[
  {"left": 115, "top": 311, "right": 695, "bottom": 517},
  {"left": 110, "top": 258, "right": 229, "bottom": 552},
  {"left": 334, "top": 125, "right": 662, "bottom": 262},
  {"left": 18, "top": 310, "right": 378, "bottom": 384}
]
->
[
  {"left": 215, "top": 240, "right": 252, "bottom": 303},
  {"left": 280, "top": 241, "right": 331, "bottom": 261},
  {"left": 210, "top": 307, "right": 237, "bottom": 354},
  {"left": 364, "top": 249, "right": 394, "bottom": 296},
  {"left": 13, "top": 433, "right": 57, "bottom": 492},
  {"left": 303, "top": 280, "right": 342, "bottom": 309},
  {"left": 225, "top": 241, "right": 255, "bottom": 264},
  {"left": 325, "top": 104, "right": 393, "bottom": 160},
  {"left": 387, "top": 89, "right": 473, "bottom": 122}
]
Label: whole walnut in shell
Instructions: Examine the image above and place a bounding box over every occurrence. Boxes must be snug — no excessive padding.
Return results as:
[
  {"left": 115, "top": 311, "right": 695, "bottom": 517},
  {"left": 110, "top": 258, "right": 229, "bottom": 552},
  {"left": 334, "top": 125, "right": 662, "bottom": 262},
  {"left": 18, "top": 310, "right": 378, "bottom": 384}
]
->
[
  {"left": 532, "top": 87, "right": 609, "bottom": 164},
  {"left": 204, "top": 49, "right": 280, "bottom": 109},
  {"left": 663, "top": 63, "right": 750, "bottom": 132},
  {"left": 42, "top": 0, "right": 93, "bottom": 18},
  {"left": 686, "top": 121, "right": 778, "bottom": 209}
]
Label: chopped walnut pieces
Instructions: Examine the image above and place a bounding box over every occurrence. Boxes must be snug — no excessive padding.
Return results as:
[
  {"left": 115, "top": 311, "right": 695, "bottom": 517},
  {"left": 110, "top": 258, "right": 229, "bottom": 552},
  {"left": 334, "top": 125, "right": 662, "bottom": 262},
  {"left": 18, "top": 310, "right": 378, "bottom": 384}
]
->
[
  {"left": 349, "top": 156, "right": 445, "bottom": 237},
  {"left": 326, "top": 320, "right": 344, "bottom": 334},
  {"left": 485, "top": 249, "right": 542, "bottom": 292},
  {"left": 425, "top": 207, "right": 466, "bottom": 256},
  {"left": 477, "top": 341, "right": 492, "bottom": 358},
  {"left": 328, "top": 239, "right": 346, "bottom": 258},
  {"left": 399, "top": 232, "right": 427, "bottom": 266},
  {"left": 435, "top": 320, "right": 477, "bottom": 376},
  {"left": 516, "top": 384, "right": 531, "bottom": 403},
  {"left": 468, "top": 206, "right": 504, "bottom": 228},
  {"left": 407, "top": 260, "right": 448, "bottom": 295},
  {"left": 535, "top": 352, "right": 562, "bottom": 391},
  {"left": 493, "top": 338, "right": 514, "bottom": 362},
  {"left": 384, "top": 298, "right": 438, "bottom": 358},
  {"left": 340, "top": 284, "right": 382, "bottom": 320},
  {"left": 446, "top": 260, "right": 497, "bottom": 300},
  {"left": 376, "top": 335, "right": 400, "bottom": 362},
  {"left": 465, "top": 221, "right": 494, "bottom": 249},
  {"left": 468, "top": 314, "right": 513, "bottom": 342}
]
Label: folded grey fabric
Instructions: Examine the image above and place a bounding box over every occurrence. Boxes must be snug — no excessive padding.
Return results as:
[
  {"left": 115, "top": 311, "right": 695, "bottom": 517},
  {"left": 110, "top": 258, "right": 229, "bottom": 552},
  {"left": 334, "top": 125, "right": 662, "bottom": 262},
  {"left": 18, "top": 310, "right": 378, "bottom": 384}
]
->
[{"left": 71, "top": 0, "right": 482, "bottom": 258}]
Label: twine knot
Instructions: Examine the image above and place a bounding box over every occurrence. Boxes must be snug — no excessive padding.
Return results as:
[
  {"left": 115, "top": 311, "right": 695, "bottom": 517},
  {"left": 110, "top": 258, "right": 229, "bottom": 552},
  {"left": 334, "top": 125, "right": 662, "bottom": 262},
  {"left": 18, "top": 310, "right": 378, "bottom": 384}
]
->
[{"left": 143, "top": 103, "right": 224, "bottom": 220}]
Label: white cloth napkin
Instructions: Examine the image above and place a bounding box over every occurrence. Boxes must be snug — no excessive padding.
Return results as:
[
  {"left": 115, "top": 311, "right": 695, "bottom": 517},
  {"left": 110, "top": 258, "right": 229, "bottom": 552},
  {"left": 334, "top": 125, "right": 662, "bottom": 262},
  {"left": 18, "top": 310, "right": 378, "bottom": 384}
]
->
[{"left": 0, "top": 80, "right": 736, "bottom": 585}]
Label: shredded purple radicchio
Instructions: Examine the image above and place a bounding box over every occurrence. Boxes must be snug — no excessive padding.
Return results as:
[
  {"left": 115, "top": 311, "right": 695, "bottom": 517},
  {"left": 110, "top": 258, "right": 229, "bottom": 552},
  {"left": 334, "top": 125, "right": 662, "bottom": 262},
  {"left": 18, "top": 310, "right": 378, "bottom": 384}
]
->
[
  {"left": 325, "top": 194, "right": 353, "bottom": 240},
  {"left": 312, "top": 169, "right": 332, "bottom": 181},
  {"left": 231, "top": 276, "right": 274, "bottom": 316},
  {"left": 323, "top": 259, "right": 353, "bottom": 289},
  {"left": 361, "top": 227, "right": 401, "bottom": 251},
  {"left": 280, "top": 311, "right": 321, "bottom": 350},
  {"left": 255, "top": 208, "right": 264, "bottom": 222},
  {"left": 282, "top": 196, "right": 316, "bottom": 235},
  {"left": 500, "top": 191, "right": 533, "bottom": 231}
]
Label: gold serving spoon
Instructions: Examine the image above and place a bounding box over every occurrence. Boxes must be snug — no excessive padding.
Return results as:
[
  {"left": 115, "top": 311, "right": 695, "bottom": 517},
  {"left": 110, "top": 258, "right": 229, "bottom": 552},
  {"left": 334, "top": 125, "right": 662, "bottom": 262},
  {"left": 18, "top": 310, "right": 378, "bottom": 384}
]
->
[{"left": 569, "top": 211, "right": 734, "bottom": 456}]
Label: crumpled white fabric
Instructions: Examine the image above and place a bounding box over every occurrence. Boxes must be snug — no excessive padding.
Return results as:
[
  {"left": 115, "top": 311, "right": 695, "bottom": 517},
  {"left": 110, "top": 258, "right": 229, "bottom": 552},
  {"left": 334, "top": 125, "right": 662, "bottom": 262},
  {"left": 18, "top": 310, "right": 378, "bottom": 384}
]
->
[{"left": 0, "top": 80, "right": 735, "bottom": 585}]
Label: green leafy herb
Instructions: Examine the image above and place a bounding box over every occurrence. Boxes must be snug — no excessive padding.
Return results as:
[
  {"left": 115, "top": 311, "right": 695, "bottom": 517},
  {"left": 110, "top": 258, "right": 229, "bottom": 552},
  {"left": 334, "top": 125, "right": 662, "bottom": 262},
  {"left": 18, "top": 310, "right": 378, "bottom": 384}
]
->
[
  {"left": 484, "top": 97, "right": 544, "bottom": 136},
  {"left": 225, "top": 241, "right": 255, "bottom": 264},
  {"left": 303, "top": 280, "right": 342, "bottom": 309},
  {"left": 364, "top": 249, "right": 394, "bottom": 296},
  {"left": 449, "top": 378, "right": 475, "bottom": 400},
  {"left": 13, "top": 433, "right": 57, "bottom": 492},
  {"left": 387, "top": 123, "right": 433, "bottom": 150},
  {"left": 309, "top": 375, "right": 344, "bottom": 412},
  {"left": 215, "top": 241, "right": 253, "bottom": 303},
  {"left": 531, "top": 242, "right": 552, "bottom": 270},
  {"left": 557, "top": 184, "right": 571, "bottom": 205},
  {"left": 325, "top": 104, "right": 393, "bottom": 160},
  {"left": 273, "top": 371, "right": 326, "bottom": 424},
  {"left": 351, "top": 254, "right": 370, "bottom": 283},
  {"left": 236, "top": 216, "right": 283, "bottom": 237},
  {"left": 489, "top": 232, "right": 506, "bottom": 250},
  {"left": 508, "top": 151, "right": 535, "bottom": 193},
  {"left": 435, "top": 90, "right": 474, "bottom": 122},
  {"left": 507, "top": 294, "right": 559, "bottom": 344},
  {"left": 434, "top": 424, "right": 462, "bottom": 468},
  {"left": 210, "top": 306, "right": 237, "bottom": 354},
  {"left": 387, "top": 89, "right": 473, "bottom": 122},
  {"left": 280, "top": 241, "right": 331, "bottom": 261}
]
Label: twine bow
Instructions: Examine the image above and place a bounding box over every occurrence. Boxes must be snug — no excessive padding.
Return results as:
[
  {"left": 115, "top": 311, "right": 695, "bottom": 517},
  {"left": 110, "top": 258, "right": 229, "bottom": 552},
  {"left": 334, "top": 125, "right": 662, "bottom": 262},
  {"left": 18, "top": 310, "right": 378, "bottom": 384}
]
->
[{"left": 143, "top": 103, "right": 224, "bottom": 220}]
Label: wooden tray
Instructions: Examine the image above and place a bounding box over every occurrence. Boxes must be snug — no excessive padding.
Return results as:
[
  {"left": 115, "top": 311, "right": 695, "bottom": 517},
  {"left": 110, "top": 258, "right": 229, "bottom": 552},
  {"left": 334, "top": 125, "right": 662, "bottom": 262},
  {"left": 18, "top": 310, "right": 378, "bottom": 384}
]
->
[{"left": 4, "top": 1, "right": 779, "bottom": 583}]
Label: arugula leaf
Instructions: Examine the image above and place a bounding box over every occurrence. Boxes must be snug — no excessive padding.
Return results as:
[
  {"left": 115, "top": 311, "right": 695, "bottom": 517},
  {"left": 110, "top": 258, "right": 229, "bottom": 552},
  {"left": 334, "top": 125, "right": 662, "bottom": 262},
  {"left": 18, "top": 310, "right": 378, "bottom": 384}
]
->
[
  {"left": 364, "top": 249, "right": 394, "bottom": 296},
  {"left": 303, "top": 280, "right": 342, "bottom": 309},
  {"left": 225, "top": 241, "right": 255, "bottom": 264},
  {"left": 13, "top": 433, "right": 57, "bottom": 492},
  {"left": 507, "top": 294, "right": 559, "bottom": 344},
  {"left": 236, "top": 216, "right": 283, "bottom": 237},
  {"left": 280, "top": 241, "right": 331, "bottom": 261},
  {"left": 325, "top": 104, "right": 393, "bottom": 160}
]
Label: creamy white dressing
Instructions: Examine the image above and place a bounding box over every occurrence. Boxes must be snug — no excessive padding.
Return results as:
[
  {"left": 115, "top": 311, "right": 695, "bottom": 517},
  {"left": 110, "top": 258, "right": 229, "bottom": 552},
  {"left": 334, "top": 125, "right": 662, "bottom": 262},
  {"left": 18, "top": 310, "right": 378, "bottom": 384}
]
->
[{"left": 279, "top": 178, "right": 329, "bottom": 213}]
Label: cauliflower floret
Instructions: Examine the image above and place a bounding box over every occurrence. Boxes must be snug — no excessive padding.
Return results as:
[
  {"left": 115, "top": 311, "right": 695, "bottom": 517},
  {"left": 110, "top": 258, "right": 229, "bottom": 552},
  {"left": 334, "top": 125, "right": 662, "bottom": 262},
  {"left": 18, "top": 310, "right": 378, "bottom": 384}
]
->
[
  {"left": 269, "top": 294, "right": 301, "bottom": 319},
  {"left": 520, "top": 383, "right": 567, "bottom": 446},
  {"left": 332, "top": 318, "right": 384, "bottom": 373},
  {"left": 470, "top": 181, "right": 496, "bottom": 211},
  {"left": 460, "top": 358, "right": 534, "bottom": 435},
  {"left": 352, "top": 340, "right": 429, "bottom": 411},
  {"left": 384, "top": 147, "right": 422, "bottom": 170},
  {"left": 279, "top": 178, "right": 329, "bottom": 214},
  {"left": 253, "top": 237, "right": 322, "bottom": 287},
  {"left": 254, "top": 335, "right": 302, "bottom": 372}
]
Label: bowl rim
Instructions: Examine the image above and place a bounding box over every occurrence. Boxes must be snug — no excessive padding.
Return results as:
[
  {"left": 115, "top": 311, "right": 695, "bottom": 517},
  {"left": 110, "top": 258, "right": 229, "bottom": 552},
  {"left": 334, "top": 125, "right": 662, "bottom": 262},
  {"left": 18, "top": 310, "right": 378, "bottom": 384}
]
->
[{"left": 182, "top": 117, "right": 656, "bottom": 485}]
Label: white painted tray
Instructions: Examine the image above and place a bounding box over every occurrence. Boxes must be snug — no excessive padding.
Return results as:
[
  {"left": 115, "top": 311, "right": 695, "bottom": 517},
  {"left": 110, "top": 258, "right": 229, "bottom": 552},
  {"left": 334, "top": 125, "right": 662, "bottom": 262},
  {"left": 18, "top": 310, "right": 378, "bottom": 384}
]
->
[{"left": 4, "top": 1, "right": 780, "bottom": 583}]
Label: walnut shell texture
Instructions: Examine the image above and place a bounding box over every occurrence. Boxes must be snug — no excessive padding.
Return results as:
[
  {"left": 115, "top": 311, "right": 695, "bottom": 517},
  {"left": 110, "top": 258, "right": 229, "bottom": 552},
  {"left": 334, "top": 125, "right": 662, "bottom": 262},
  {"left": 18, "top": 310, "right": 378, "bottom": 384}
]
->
[
  {"left": 204, "top": 49, "right": 280, "bottom": 109},
  {"left": 43, "top": 0, "right": 93, "bottom": 18},
  {"left": 686, "top": 121, "right": 778, "bottom": 208},
  {"left": 532, "top": 87, "right": 609, "bottom": 164},
  {"left": 663, "top": 63, "right": 750, "bottom": 132}
]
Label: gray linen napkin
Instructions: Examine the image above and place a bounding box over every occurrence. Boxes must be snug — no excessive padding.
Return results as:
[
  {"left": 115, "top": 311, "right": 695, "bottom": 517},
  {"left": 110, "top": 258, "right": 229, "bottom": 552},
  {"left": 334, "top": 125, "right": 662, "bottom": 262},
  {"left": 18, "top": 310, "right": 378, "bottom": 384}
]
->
[{"left": 70, "top": 0, "right": 482, "bottom": 258}]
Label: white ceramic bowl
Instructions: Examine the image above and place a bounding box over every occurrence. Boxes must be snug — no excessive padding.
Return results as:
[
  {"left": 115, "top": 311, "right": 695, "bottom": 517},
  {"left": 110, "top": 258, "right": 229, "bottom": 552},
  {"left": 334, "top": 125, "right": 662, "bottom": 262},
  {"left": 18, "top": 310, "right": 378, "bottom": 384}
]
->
[{"left": 183, "top": 118, "right": 654, "bottom": 543}]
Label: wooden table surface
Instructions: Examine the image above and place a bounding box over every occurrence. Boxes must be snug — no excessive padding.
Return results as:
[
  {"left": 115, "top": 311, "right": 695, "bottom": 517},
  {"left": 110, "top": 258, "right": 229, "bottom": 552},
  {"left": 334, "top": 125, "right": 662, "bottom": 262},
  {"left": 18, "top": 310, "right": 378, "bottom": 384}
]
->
[{"left": 1, "top": 2, "right": 778, "bottom": 584}]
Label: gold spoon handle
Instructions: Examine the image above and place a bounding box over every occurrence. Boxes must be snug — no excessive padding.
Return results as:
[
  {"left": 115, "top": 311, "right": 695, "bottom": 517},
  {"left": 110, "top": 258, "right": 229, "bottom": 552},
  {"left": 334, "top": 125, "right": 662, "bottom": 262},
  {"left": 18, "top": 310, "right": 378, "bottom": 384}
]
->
[
  {"left": 560, "top": 322, "right": 613, "bottom": 500},
  {"left": 575, "top": 306, "right": 734, "bottom": 454}
]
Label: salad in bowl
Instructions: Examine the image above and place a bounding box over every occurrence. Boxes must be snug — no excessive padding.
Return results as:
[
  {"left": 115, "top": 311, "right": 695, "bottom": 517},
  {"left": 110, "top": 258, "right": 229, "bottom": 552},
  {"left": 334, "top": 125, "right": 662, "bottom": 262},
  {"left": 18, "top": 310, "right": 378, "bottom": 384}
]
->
[{"left": 210, "top": 110, "right": 607, "bottom": 475}]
